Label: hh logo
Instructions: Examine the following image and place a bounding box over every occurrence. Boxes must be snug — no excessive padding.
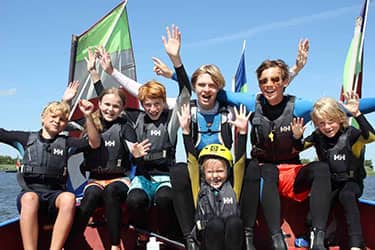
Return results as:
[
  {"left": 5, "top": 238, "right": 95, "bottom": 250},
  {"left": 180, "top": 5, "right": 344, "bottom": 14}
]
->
[
  {"left": 280, "top": 125, "right": 291, "bottom": 133},
  {"left": 53, "top": 148, "right": 64, "bottom": 156},
  {"left": 150, "top": 130, "right": 161, "bottom": 136},
  {"left": 333, "top": 154, "right": 346, "bottom": 161},
  {"left": 223, "top": 197, "right": 233, "bottom": 205},
  {"left": 105, "top": 140, "right": 115, "bottom": 147}
]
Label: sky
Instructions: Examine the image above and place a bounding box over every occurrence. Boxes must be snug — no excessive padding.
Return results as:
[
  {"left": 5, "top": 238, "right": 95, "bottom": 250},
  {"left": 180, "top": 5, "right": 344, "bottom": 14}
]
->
[{"left": 1, "top": 0, "right": 375, "bottom": 162}]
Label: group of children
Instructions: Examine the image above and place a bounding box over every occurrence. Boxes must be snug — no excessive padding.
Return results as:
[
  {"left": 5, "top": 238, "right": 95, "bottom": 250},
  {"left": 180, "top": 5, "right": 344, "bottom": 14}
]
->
[{"left": 1, "top": 24, "right": 375, "bottom": 250}]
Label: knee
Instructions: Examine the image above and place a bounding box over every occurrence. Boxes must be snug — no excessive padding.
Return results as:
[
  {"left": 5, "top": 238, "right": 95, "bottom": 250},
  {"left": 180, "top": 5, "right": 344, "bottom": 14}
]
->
[
  {"left": 126, "top": 189, "right": 148, "bottom": 210},
  {"left": 170, "top": 163, "right": 191, "bottom": 190},
  {"left": 225, "top": 215, "right": 242, "bottom": 230},
  {"left": 154, "top": 187, "right": 173, "bottom": 209},
  {"left": 311, "top": 161, "right": 330, "bottom": 178},
  {"left": 206, "top": 217, "right": 225, "bottom": 233},
  {"left": 82, "top": 186, "right": 102, "bottom": 205},
  {"left": 56, "top": 192, "right": 76, "bottom": 211},
  {"left": 20, "top": 192, "right": 39, "bottom": 211},
  {"left": 261, "top": 163, "right": 279, "bottom": 182}
]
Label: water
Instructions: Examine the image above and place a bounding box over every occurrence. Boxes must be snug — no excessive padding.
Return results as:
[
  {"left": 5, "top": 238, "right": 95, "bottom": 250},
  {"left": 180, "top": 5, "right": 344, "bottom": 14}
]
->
[{"left": 1, "top": 173, "right": 375, "bottom": 223}]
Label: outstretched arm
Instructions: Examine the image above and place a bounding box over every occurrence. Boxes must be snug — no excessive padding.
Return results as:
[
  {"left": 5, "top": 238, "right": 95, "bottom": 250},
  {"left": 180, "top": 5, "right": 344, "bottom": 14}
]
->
[
  {"left": 289, "top": 38, "right": 309, "bottom": 81},
  {"left": 79, "top": 100, "right": 101, "bottom": 149}
]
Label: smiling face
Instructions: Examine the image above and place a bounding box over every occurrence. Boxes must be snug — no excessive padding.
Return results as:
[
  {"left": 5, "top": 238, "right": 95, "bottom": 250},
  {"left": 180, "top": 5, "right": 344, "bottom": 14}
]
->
[
  {"left": 98, "top": 93, "right": 124, "bottom": 122},
  {"left": 41, "top": 101, "right": 69, "bottom": 138},
  {"left": 258, "top": 67, "right": 288, "bottom": 106},
  {"left": 142, "top": 97, "right": 166, "bottom": 120},
  {"left": 202, "top": 158, "right": 228, "bottom": 189},
  {"left": 194, "top": 73, "right": 220, "bottom": 110},
  {"left": 316, "top": 119, "right": 341, "bottom": 138}
]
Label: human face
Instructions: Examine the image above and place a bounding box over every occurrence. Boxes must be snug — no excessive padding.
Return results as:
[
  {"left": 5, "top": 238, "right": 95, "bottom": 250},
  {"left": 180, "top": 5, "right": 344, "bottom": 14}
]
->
[
  {"left": 99, "top": 93, "right": 124, "bottom": 122},
  {"left": 42, "top": 111, "right": 68, "bottom": 138},
  {"left": 317, "top": 118, "right": 341, "bottom": 138},
  {"left": 142, "top": 97, "right": 166, "bottom": 120},
  {"left": 203, "top": 158, "right": 227, "bottom": 189},
  {"left": 194, "top": 73, "right": 219, "bottom": 110},
  {"left": 258, "top": 67, "right": 288, "bottom": 106}
]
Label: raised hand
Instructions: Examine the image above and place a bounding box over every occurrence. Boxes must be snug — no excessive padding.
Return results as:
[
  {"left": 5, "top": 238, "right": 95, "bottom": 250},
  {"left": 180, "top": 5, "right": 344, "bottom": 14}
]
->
[
  {"left": 291, "top": 117, "right": 306, "bottom": 139},
  {"left": 85, "top": 47, "right": 96, "bottom": 72},
  {"left": 79, "top": 99, "right": 95, "bottom": 116},
  {"left": 96, "top": 46, "right": 114, "bottom": 75},
  {"left": 62, "top": 80, "right": 80, "bottom": 103},
  {"left": 177, "top": 103, "right": 191, "bottom": 134},
  {"left": 162, "top": 24, "right": 182, "bottom": 67},
  {"left": 290, "top": 38, "right": 309, "bottom": 76},
  {"left": 132, "top": 139, "right": 151, "bottom": 158},
  {"left": 228, "top": 105, "right": 251, "bottom": 134},
  {"left": 342, "top": 91, "right": 361, "bottom": 117},
  {"left": 152, "top": 57, "right": 174, "bottom": 79}
]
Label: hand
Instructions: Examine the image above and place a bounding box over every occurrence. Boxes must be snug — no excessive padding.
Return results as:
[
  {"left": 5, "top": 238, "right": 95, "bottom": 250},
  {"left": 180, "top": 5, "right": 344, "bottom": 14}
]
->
[
  {"left": 162, "top": 24, "right": 182, "bottom": 66},
  {"left": 132, "top": 139, "right": 151, "bottom": 158},
  {"left": 177, "top": 103, "right": 191, "bottom": 134},
  {"left": 62, "top": 80, "right": 80, "bottom": 103},
  {"left": 342, "top": 91, "right": 361, "bottom": 117},
  {"left": 152, "top": 57, "right": 173, "bottom": 79},
  {"left": 293, "top": 38, "right": 309, "bottom": 74},
  {"left": 228, "top": 105, "right": 251, "bottom": 134},
  {"left": 291, "top": 117, "right": 306, "bottom": 139},
  {"left": 79, "top": 99, "right": 95, "bottom": 116},
  {"left": 96, "top": 46, "right": 114, "bottom": 75},
  {"left": 85, "top": 47, "right": 97, "bottom": 72}
]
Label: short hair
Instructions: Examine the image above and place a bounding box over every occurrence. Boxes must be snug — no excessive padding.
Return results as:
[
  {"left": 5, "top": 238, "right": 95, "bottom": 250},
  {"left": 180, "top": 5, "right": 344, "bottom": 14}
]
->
[
  {"left": 138, "top": 80, "right": 167, "bottom": 103},
  {"left": 41, "top": 101, "right": 70, "bottom": 122},
  {"left": 256, "top": 59, "right": 289, "bottom": 82},
  {"left": 98, "top": 87, "right": 127, "bottom": 107},
  {"left": 311, "top": 97, "right": 349, "bottom": 128},
  {"left": 191, "top": 64, "right": 225, "bottom": 90}
]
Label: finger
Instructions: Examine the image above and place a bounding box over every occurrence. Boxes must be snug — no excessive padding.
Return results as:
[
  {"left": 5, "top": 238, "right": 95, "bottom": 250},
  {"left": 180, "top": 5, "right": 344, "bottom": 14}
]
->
[
  {"left": 166, "top": 26, "right": 171, "bottom": 40},
  {"left": 152, "top": 57, "right": 162, "bottom": 65}
]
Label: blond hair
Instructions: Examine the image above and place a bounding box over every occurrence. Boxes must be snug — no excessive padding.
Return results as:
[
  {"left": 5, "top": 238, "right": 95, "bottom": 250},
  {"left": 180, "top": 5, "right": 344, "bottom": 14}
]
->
[
  {"left": 41, "top": 101, "right": 70, "bottom": 122},
  {"left": 138, "top": 80, "right": 167, "bottom": 104},
  {"left": 191, "top": 64, "right": 225, "bottom": 90},
  {"left": 311, "top": 97, "right": 349, "bottom": 128}
]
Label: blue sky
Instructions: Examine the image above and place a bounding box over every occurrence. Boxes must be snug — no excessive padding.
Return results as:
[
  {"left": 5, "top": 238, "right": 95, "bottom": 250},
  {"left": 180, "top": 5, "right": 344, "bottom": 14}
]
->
[{"left": 1, "top": 0, "right": 375, "bottom": 162}]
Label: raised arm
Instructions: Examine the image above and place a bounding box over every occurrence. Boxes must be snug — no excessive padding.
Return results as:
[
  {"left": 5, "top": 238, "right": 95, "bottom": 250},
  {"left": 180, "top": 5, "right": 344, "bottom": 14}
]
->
[
  {"left": 289, "top": 38, "right": 309, "bottom": 81},
  {"left": 79, "top": 100, "right": 101, "bottom": 149}
]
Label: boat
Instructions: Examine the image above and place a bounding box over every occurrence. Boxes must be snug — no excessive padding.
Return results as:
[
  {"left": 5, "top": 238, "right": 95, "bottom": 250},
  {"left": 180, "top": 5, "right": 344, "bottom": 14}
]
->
[{"left": 1, "top": 197, "right": 375, "bottom": 249}]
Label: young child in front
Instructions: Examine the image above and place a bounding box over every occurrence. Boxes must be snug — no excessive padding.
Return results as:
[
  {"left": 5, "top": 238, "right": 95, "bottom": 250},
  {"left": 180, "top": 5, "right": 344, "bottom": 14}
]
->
[
  {"left": 0, "top": 97, "right": 100, "bottom": 250},
  {"left": 292, "top": 91, "right": 375, "bottom": 250},
  {"left": 178, "top": 103, "right": 249, "bottom": 250}
]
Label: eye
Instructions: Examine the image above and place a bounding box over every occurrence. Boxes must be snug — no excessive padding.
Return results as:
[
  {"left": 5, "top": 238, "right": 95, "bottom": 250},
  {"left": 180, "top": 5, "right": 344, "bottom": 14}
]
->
[
  {"left": 271, "top": 77, "right": 280, "bottom": 83},
  {"left": 259, "top": 78, "right": 267, "bottom": 85}
]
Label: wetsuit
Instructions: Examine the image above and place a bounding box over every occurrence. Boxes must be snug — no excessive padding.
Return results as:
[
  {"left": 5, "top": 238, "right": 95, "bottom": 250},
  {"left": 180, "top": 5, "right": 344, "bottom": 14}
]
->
[
  {"left": 183, "top": 124, "right": 247, "bottom": 250},
  {"left": 0, "top": 129, "right": 90, "bottom": 215},
  {"left": 303, "top": 114, "right": 375, "bottom": 248}
]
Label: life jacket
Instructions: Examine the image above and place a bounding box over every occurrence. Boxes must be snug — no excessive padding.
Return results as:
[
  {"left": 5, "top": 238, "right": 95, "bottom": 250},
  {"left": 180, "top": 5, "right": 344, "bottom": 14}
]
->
[
  {"left": 20, "top": 132, "right": 68, "bottom": 190},
  {"left": 250, "top": 94, "right": 298, "bottom": 163},
  {"left": 195, "top": 181, "right": 239, "bottom": 231},
  {"left": 82, "top": 123, "right": 130, "bottom": 179},
  {"left": 190, "top": 100, "right": 233, "bottom": 152},
  {"left": 133, "top": 110, "right": 175, "bottom": 169},
  {"left": 313, "top": 128, "right": 366, "bottom": 182}
]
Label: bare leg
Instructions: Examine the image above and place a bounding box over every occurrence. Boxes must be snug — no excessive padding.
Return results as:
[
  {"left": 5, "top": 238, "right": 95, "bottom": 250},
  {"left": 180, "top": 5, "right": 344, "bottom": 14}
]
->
[
  {"left": 111, "top": 245, "right": 121, "bottom": 250},
  {"left": 20, "top": 192, "right": 39, "bottom": 250},
  {"left": 50, "top": 192, "right": 76, "bottom": 250}
]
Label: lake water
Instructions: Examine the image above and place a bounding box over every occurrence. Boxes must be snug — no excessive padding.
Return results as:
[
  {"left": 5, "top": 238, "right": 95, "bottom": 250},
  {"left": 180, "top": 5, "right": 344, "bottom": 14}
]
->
[{"left": 1, "top": 173, "right": 375, "bottom": 223}]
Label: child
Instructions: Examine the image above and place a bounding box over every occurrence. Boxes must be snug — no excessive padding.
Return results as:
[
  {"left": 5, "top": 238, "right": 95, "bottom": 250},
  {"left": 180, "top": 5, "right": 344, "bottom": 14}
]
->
[
  {"left": 0, "top": 98, "right": 100, "bottom": 250},
  {"left": 292, "top": 91, "right": 375, "bottom": 250},
  {"left": 178, "top": 103, "right": 249, "bottom": 250}
]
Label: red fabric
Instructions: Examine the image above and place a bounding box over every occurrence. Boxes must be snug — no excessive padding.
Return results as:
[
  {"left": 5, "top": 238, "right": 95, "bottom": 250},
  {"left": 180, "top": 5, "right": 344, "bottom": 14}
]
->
[{"left": 277, "top": 164, "right": 310, "bottom": 202}]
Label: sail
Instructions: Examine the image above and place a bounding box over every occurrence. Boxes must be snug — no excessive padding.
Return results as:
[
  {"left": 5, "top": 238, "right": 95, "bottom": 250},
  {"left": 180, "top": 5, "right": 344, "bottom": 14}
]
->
[{"left": 67, "top": 0, "right": 138, "bottom": 194}]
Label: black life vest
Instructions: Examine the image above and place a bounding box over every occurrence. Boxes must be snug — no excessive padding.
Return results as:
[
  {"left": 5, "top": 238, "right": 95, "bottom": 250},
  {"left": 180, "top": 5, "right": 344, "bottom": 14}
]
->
[
  {"left": 190, "top": 100, "right": 233, "bottom": 152},
  {"left": 20, "top": 132, "right": 68, "bottom": 190},
  {"left": 82, "top": 122, "right": 130, "bottom": 179},
  {"left": 134, "top": 110, "right": 175, "bottom": 170},
  {"left": 313, "top": 128, "right": 366, "bottom": 182},
  {"left": 250, "top": 94, "right": 298, "bottom": 163},
  {"left": 195, "top": 182, "right": 239, "bottom": 231}
]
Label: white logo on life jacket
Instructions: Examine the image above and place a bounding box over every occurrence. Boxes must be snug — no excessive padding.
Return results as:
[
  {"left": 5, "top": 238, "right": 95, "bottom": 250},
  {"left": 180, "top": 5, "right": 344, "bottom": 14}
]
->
[
  {"left": 53, "top": 148, "right": 64, "bottom": 156},
  {"left": 333, "top": 154, "right": 346, "bottom": 161},
  {"left": 105, "top": 140, "right": 115, "bottom": 147},
  {"left": 150, "top": 130, "right": 161, "bottom": 136},
  {"left": 280, "top": 125, "right": 291, "bottom": 133},
  {"left": 223, "top": 197, "right": 234, "bottom": 205}
]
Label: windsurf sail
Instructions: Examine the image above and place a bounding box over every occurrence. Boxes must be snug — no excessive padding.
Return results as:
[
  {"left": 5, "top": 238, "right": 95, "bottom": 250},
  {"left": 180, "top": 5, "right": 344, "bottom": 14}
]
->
[{"left": 66, "top": 0, "right": 139, "bottom": 195}]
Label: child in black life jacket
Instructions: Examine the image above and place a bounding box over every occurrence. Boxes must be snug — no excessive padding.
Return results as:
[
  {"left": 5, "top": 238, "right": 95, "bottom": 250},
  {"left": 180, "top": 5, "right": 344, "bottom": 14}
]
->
[
  {"left": 178, "top": 103, "right": 250, "bottom": 250},
  {"left": 292, "top": 91, "right": 375, "bottom": 250}
]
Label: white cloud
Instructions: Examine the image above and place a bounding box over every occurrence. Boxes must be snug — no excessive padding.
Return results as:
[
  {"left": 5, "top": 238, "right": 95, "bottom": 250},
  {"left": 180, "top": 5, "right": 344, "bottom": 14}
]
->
[
  {"left": 0, "top": 88, "right": 17, "bottom": 96},
  {"left": 185, "top": 4, "right": 360, "bottom": 48}
]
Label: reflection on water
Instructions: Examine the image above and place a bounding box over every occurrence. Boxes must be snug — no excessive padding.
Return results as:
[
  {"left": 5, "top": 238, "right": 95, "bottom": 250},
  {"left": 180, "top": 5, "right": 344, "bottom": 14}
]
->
[{"left": 0, "top": 173, "right": 375, "bottom": 222}]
